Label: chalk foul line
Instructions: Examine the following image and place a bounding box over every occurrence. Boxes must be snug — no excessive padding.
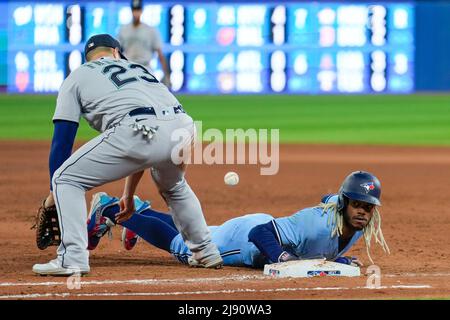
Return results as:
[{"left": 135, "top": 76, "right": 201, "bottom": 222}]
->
[
  {"left": 0, "top": 285, "right": 432, "bottom": 299},
  {"left": 1, "top": 272, "right": 449, "bottom": 288},
  {"left": 0, "top": 274, "right": 266, "bottom": 287}
]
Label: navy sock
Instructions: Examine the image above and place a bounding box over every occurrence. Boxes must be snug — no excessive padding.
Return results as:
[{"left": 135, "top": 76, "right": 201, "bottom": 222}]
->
[
  {"left": 137, "top": 208, "right": 176, "bottom": 229},
  {"left": 100, "top": 204, "right": 178, "bottom": 252},
  {"left": 103, "top": 204, "right": 177, "bottom": 230},
  {"left": 121, "top": 214, "right": 178, "bottom": 252},
  {"left": 102, "top": 204, "right": 120, "bottom": 222}
]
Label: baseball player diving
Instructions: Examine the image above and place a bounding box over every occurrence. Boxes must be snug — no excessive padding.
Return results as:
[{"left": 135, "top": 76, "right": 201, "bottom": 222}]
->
[
  {"left": 86, "top": 171, "right": 390, "bottom": 268},
  {"left": 32, "top": 34, "right": 223, "bottom": 276}
]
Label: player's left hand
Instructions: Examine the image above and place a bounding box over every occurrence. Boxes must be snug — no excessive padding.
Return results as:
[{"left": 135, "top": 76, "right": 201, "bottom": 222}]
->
[
  {"left": 115, "top": 195, "right": 135, "bottom": 224},
  {"left": 335, "top": 256, "right": 363, "bottom": 267},
  {"left": 278, "top": 251, "right": 298, "bottom": 263},
  {"left": 32, "top": 197, "right": 61, "bottom": 250}
]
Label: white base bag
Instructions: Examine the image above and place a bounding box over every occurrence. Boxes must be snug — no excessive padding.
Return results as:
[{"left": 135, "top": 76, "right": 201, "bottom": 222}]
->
[{"left": 263, "top": 259, "right": 361, "bottom": 278}]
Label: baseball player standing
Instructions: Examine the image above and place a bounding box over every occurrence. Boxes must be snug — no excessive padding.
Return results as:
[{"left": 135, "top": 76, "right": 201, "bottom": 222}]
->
[
  {"left": 118, "top": 0, "right": 171, "bottom": 88},
  {"left": 32, "top": 34, "right": 223, "bottom": 276}
]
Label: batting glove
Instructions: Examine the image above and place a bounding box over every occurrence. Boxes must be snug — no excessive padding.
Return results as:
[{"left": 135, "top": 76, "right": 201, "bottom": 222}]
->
[
  {"left": 334, "top": 256, "right": 363, "bottom": 267},
  {"left": 278, "top": 251, "right": 298, "bottom": 263}
]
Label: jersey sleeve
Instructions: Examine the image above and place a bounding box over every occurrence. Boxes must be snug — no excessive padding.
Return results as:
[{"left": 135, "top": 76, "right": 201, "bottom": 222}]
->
[
  {"left": 273, "top": 213, "right": 304, "bottom": 248},
  {"left": 52, "top": 73, "right": 82, "bottom": 123},
  {"left": 273, "top": 209, "right": 320, "bottom": 249}
]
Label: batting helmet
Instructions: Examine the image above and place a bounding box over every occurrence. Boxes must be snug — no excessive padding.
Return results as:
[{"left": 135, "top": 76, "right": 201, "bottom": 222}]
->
[{"left": 337, "top": 171, "right": 381, "bottom": 212}]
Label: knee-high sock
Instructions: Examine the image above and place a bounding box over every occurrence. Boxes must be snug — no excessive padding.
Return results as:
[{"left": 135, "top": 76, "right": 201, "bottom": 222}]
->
[
  {"left": 101, "top": 205, "right": 176, "bottom": 228},
  {"left": 101, "top": 205, "right": 178, "bottom": 252},
  {"left": 122, "top": 215, "right": 178, "bottom": 251},
  {"left": 135, "top": 208, "right": 177, "bottom": 229}
]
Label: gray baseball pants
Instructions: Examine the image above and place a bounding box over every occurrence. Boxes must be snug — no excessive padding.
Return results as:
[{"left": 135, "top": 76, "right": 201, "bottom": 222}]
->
[{"left": 52, "top": 110, "right": 217, "bottom": 269}]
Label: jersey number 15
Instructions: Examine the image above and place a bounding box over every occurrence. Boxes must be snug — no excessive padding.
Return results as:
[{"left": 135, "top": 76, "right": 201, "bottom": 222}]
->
[{"left": 102, "top": 64, "right": 159, "bottom": 88}]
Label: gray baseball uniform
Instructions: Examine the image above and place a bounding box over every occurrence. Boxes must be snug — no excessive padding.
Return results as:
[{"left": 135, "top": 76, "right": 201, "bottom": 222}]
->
[
  {"left": 118, "top": 23, "right": 162, "bottom": 67},
  {"left": 52, "top": 57, "right": 218, "bottom": 269}
]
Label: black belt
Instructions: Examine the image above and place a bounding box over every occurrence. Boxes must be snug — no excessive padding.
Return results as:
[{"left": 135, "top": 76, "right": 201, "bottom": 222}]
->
[{"left": 129, "top": 105, "right": 185, "bottom": 117}]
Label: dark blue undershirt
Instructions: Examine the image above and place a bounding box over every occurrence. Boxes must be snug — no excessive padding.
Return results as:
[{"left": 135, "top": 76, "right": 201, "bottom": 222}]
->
[
  {"left": 49, "top": 120, "right": 78, "bottom": 190},
  {"left": 248, "top": 221, "right": 284, "bottom": 263}
]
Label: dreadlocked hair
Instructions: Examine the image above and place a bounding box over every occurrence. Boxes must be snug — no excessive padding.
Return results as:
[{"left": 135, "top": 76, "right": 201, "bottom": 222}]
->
[{"left": 318, "top": 201, "right": 390, "bottom": 264}]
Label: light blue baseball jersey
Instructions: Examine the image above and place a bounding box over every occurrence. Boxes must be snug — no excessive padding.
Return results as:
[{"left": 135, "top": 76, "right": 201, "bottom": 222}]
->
[{"left": 170, "top": 195, "right": 363, "bottom": 268}]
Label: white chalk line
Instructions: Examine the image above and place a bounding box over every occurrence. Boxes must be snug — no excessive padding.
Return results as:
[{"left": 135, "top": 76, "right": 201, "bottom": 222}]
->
[
  {"left": 385, "top": 273, "right": 450, "bottom": 278},
  {"left": 0, "top": 285, "right": 432, "bottom": 300},
  {"left": 0, "top": 272, "right": 448, "bottom": 289},
  {"left": 0, "top": 274, "right": 266, "bottom": 288}
]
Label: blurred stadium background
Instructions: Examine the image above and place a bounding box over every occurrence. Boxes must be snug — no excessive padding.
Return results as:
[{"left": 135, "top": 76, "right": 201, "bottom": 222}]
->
[{"left": 0, "top": 0, "right": 449, "bottom": 144}]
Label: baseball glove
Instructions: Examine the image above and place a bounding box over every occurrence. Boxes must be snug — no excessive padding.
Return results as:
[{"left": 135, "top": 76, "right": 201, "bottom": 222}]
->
[{"left": 32, "top": 201, "right": 61, "bottom": 250}]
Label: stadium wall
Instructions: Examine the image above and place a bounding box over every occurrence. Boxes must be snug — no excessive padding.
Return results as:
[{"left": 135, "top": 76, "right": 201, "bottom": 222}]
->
[{"left": 0, "top": 0, "right": 449, "bottom": 92}]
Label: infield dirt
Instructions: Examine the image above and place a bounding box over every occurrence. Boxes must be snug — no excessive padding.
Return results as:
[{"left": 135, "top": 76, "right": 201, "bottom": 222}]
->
[{"left": 0, "top": 142, "right": 449, "bottom": 299}]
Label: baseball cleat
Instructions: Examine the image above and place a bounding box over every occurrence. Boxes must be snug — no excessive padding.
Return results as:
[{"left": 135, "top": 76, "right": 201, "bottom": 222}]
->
[
  {"left": 188, "top": 253, "right": 224, "bottom": 269},
  {"left": 121, "top": 227, "right": 139, "bottom": 251},
  {"left": 87, "top": 192, "right": 119, "bottom": 250},
  {"left": 120, "top": 195, "right": 151, "bottom": 250},
  {"left": 32, "top": 259, "right": 90, "bottom": 276},
  {"left": 133, "top": 194, "right": 152, "bottom": 214}
]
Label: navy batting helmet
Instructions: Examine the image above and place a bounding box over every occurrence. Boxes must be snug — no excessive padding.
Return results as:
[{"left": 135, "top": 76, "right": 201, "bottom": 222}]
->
[{"left": 337, "top": 171, "right": 381, "bottom": 211}]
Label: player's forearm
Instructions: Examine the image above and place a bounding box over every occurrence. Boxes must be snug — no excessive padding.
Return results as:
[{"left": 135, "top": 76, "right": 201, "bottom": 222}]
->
[
  {"left": 122, "top": 170, "right": 145, "bottom": 198},
  {"left": 157, "top": 51, "right": 170, "bottom": 75},
  {"left": 248, "top": 222, "right": 285, "bottom": 263},
  {"left": 49, "top": 120, "right": 78, "bottom": 190}
]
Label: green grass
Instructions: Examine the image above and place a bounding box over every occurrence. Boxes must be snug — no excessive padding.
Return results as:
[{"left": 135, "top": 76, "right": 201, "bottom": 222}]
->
[{"left": 0, "top": 94, "right": 449, "bottom": 145}]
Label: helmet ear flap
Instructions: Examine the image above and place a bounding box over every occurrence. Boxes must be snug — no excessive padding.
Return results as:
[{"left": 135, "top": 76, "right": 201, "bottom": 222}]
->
[
  {"left": 337, "top": 196, "right": 343, "bottom": 212},
  {"left": 337, "top": 188, "right": 347, "bottom": 213}
]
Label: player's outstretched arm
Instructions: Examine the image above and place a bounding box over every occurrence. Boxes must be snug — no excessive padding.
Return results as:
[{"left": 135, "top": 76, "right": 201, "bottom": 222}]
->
[{"left": 248, "top": 221, "right": 297, "bottom": 263}]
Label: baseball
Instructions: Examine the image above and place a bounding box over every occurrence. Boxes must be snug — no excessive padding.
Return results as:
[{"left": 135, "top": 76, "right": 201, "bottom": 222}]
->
[{"left": 224, "top": 172, "right": 239, "bottom": 186}]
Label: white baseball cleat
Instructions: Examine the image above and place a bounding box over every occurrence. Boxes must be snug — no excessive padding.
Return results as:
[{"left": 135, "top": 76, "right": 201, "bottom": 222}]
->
[
  {"left": 32, "top": 259, "right": 90, "bottom": 276},
  {"left": 188, "top": 253, "right": 223, "bottom": 269}
]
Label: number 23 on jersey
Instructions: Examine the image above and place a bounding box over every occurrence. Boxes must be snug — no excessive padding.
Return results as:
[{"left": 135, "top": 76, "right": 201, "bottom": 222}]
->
[{"left": 101, "top": 63, "right": 159, "bottom": 88}]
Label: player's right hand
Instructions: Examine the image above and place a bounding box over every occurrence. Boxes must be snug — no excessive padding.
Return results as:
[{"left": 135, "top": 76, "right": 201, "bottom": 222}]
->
[
  {"left": 278, "top": 251, "right": 298, "bottom": 263},
  {"left": 116, "top": 195, "right": 135, "bottom": 224}
]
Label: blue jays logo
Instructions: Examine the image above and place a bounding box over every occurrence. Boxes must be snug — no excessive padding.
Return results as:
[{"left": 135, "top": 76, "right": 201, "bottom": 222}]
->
[{"left": 360, "top": 182, "right": 375, "bottom": 193}]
